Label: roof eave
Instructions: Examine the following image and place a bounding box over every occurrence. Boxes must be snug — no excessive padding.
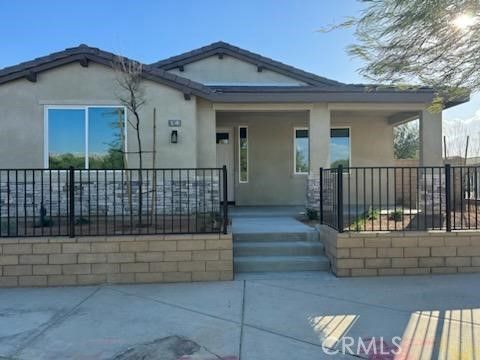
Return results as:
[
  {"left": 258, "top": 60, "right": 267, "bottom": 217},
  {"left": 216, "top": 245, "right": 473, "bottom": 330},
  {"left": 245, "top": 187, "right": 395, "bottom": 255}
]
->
[{"left": 205, "top": 90, "right": 436, "bottom": 103}]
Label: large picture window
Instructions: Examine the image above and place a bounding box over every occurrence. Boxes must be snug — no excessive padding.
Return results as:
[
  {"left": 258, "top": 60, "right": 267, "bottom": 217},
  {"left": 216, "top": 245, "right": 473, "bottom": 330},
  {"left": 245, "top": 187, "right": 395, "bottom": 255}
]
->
[
  {"left": 330, "top": 128, "right": 350, "bottom": 168},
  {"left": 46, "top": 106, "right": 126, "bottom": 169},
  {"left": 239, "top": 126, "right": 248, "bottom": 183},
  {"left": 294, "top": 128, "right": 309, "bottom": 174}
]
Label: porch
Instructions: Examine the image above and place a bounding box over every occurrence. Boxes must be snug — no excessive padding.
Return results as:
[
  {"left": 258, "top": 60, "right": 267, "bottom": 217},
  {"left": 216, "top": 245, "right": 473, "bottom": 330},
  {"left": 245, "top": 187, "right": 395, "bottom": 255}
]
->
[{"left": 210, "top": 103, "right": 442, "bottom": 207}]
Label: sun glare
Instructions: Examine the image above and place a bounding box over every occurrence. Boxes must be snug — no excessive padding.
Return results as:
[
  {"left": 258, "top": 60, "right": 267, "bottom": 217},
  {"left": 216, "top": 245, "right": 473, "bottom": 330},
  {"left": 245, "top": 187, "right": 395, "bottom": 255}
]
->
[{"left": 453, "top": 13, "right": 477, "bottom": 30}]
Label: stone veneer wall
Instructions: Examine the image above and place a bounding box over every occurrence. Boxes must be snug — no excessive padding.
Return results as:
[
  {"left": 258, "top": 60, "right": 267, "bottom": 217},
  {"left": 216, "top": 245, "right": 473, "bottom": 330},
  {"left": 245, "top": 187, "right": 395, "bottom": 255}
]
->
[
  {"left": 0, "top": 233, "right": 232, "bottom": 287},
  {"left": 320, "top": 224, "right": 480, "bottom": 277},
  {"left": 306, "top": 173, "right": 320, "bottom": 211},
  {"left": 0, "top": 172, "right": 220, "bottom": 217},
  {"left": 306, "top": 173, "right": 334, "bottom": 214}
]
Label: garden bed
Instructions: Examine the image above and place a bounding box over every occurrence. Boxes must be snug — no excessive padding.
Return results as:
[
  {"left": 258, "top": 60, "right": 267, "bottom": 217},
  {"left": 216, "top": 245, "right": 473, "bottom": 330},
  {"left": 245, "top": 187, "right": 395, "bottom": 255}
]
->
[{"left": 0, "top": 213, "right": 222, "bottom": 237}]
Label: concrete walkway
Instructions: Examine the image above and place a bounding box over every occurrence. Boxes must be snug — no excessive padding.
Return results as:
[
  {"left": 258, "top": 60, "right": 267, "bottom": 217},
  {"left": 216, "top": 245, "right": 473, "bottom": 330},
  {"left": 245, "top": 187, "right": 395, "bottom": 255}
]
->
[
  {"left": 1, "top": 272, "right": 480, "bottom": 359},
  {"left": 230, "top": 206, "right": 314, "bottom": 233}
]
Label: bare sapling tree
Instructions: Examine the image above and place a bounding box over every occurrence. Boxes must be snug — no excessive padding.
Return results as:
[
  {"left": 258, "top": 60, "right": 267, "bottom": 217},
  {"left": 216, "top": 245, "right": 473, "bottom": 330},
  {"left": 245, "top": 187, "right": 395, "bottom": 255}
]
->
[
  {"left": 113, "top": 56, "right": 147, "bottom": 226},
  {"left": 150, "top": 108, "right": 158, "bottom": 223}
]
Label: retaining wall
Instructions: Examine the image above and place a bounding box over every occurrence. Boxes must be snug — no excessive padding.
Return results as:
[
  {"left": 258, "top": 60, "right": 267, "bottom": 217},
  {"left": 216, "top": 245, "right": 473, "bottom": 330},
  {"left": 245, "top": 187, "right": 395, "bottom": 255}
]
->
[
  {"left": 0, "top": 233, "right": 232, "bottom": 287},
  {"left": 320, "top": 225, "right": 480, "bottom": 277}
]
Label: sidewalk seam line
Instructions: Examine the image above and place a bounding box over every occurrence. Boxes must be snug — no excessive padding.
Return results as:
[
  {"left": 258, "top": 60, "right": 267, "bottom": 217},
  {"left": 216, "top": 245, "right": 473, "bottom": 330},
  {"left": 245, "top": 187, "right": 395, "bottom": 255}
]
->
[
  {"left": 106, "top": 286, "right": 240, "bottom": 326},
  {"left": 239, "top": 280, "right": 246, "bottom": 359},
  {"left": 12, "top": 285, "right": 103, "bottom": 357},
  {"left": 250, "top": 280, "right": 480, "bottom": 326}
]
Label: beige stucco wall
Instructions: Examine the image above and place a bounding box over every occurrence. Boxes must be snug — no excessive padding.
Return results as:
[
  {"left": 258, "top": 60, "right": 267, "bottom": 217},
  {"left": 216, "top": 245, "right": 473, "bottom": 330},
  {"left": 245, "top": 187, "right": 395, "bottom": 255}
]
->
[
  {"left": 168, "top": 55, "right": 307, "bottom": 85},
  {"left": 420, "top": 109, "right": 443, "bottom": 166},
  {"left": 331, "top": 112, "right": 395, "bottom": 167},
  {"left": 309, "top": 103, "right": 331, "bottom": 172},
  {"left": 0, "top": 62, "right": 198, "bottom": 168},
  {"left": 330, "top": 112, "right": 396, "bottom": 207},
  {"left": 216, "top": 111, "right": 309, "bottom": 206},
  {"left": 196, "top": 99, "right": 216, "bottom": 168}
]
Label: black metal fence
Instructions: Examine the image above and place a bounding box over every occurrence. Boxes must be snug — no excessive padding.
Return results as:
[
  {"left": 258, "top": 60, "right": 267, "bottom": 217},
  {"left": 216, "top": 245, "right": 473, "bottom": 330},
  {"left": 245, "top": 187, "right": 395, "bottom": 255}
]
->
[
  {"left": 0, "top": 167, "right": 228, "bottom": 237},
  {"left": 320, "top": 165, "right": 480, "bottom": 232}
]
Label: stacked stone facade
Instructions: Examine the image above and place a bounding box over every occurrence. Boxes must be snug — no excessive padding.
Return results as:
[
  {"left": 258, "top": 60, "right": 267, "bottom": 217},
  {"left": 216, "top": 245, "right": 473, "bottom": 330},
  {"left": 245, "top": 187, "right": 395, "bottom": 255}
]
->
[
  {"left": 307, "top": 172, "right": 335, "bottom": 214},
  {"left": 0, "top": 171, "right": 220, "bottom": 218},
  {"left": 417, "top": 169, "right": 446, "bottom": 215}
]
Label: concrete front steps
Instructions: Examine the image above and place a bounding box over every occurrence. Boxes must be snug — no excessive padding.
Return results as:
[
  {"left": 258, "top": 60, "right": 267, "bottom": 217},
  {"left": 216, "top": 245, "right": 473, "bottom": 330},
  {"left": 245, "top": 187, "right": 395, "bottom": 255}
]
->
[{"left": 233, "top": 231, "right": 330, "bottom": 273}]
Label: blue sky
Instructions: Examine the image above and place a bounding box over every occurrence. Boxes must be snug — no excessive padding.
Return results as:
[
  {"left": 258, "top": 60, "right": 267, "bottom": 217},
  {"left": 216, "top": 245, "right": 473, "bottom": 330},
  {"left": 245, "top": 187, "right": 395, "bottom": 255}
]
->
[{"left": 1, "top": 0, "right": 477, "bottom": 124}]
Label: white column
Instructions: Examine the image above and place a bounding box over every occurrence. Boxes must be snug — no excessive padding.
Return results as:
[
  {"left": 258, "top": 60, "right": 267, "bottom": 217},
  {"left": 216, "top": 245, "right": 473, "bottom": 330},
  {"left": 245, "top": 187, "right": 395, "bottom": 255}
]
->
[
  {"left": 309, "top": 103, "right": 331, "bottom": 172},
  {"left": 196, "top": 99, "right": 216, "bottom": 167},
  {"left": 419, "top": 109, "right": 443, "bottom": 166}
]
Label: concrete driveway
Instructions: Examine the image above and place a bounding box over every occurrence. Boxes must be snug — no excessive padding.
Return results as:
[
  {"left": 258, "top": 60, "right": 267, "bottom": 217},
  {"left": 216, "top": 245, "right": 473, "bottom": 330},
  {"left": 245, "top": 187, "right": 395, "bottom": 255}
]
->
[{"left": 0, "top": 272, "right": 479, "bottom": 359}]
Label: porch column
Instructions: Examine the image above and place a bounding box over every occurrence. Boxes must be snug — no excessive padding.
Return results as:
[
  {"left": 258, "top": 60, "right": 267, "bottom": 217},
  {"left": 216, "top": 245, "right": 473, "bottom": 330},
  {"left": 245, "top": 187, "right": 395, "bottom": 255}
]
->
[
  {"left": 309, "top": 103, "right": 331, "bottom": 172},
  {"left": 419, "top": 109, "right": 443, "bottom": 166},
  {"left": 196, "top": 99, "right": 216, "bottom": 167}
]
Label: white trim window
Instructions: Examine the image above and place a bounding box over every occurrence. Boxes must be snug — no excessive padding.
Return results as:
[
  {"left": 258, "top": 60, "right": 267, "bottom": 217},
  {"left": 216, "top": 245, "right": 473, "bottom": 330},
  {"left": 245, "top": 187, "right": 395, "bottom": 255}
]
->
[
  {"left": 330, "top": 127, "right": 351, "bottom": 168},
  {"left": 238, "top": 126, "right": 248, "bottom": 183},
  {"left": 45, "top": 106, "right": 126, "bottom": 169},
  {"left": 294, "top": 127, "right": 309, "bottom": 174}
]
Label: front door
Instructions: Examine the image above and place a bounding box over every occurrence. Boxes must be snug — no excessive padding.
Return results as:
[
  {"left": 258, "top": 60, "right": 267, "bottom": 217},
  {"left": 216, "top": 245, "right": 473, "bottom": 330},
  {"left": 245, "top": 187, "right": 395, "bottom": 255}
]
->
[{"left": 216, "top": 128, "right": 235, "bottom": 202}]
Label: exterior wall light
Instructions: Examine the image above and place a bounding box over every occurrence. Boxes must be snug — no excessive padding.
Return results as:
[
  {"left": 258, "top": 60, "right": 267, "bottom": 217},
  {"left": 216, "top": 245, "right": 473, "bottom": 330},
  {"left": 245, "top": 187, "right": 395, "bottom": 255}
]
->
[{"left": 171, "top": 130, "right": 178, "bottom": 144}]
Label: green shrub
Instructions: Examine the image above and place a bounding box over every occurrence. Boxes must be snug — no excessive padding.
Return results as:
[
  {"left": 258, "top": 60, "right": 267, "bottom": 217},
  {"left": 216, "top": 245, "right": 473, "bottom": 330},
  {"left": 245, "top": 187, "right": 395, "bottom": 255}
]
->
[
  {"left": 351, "top": 217, "right": 366, "bottom": 231},
  {"left": 389, "top": 210, "right": 403, "bottom": 222},
  {"left": 75, "top": 217, "right": 90, "bottom": 225},
  {"left": 365, "top": 207, "right": 379, "bottom": 221},
  {"left": 305, "top": 208, "right": 319, "bottom": 220},
  {"left": 349, "top": 207, "right": 379, "bottom": 230}
]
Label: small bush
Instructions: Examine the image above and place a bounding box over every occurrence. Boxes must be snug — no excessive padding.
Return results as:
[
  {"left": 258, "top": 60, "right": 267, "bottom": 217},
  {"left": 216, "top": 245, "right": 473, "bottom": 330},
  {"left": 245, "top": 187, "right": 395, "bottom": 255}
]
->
[
  {"left": 365, "top": 207, "right": 379, "bottom": 221},
  {"left": 351, "top": 217, "right": 366, "bottom": 231},
  {"left": 34, "top": 217, "right": 54, "bottom": 228},
  {"left": 209, "top": 212, "right": 222, "bottom": 230},
  {"left": 306, "top": 208, "right": 318, "bottom": 220},
  {"left": 349, "top": 207, "right": 379, "bottom": 230},
  {"left": 75, "top": 217, "right": 90, "bottom": 225},
  {"left": 389, "top": 210, "right": 403, "bottom": 222}
]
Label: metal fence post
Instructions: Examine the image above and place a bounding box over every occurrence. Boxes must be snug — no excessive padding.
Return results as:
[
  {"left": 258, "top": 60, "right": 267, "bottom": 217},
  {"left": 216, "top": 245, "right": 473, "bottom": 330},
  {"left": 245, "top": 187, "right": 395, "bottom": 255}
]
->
[
  {"left": 319, "top": 168, "right": 324, "bottom": 224},
  {"left": 68, "top": 166, "right": 75, "bottom": 238},
  {"left": 337, "top": 165, "right": 344, "bottom": 232},
  {"left": 445, "top": 164, "right": 452, "bottom": 232},
  {"left": 222, "top": 165, "right": 228, "bottom": 234}
]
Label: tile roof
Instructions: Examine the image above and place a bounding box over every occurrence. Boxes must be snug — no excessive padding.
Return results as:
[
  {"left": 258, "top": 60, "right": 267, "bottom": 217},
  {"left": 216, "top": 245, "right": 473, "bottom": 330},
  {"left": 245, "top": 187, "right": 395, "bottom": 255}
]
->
[
  {"left": 0, "top": 42, "right": 465, "bottom": 107},
  {"left": 0, "top": 44, "right": 213, "bottom": 97}
]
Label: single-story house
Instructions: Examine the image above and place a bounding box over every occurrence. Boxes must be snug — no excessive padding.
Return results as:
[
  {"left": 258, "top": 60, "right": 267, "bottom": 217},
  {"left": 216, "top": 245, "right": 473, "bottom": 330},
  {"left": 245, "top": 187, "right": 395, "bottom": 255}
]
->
[{"left": 0, "top": 41, "right": 467, "bottom": 207}]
